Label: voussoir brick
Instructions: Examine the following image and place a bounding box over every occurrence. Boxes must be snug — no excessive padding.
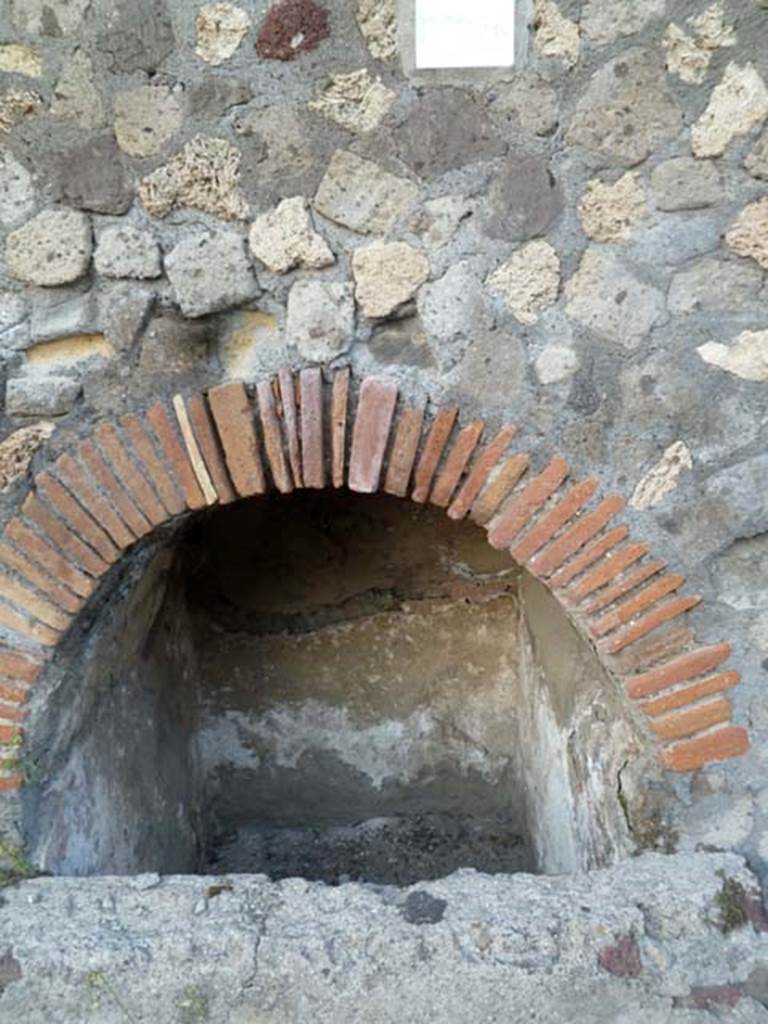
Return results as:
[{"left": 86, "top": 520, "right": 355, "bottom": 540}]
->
[
  {"left": 77, "top": 440, "right": 151, "bottom": 540},
  {"left": 412, "top": 407, "right": 458, "bottom": 504},
  {"left": 173, "top": 396, "right": 218, "bottom": 506},
  {"left": 0, "top": 570, "right": 70, "bottom": 632},
  {"left": 94, "top": 423, "right": 167, "bottom": 528},
  {"left": 447, "top": 425, "right": 518, "bottom": 521},
  {"left": 662, "top": 725, "right": 749, "bottom": 772},
  {"left": 349, "top": 377, "right": 398, "bottom": 494},
  {"left": 626, "top": 642, "right": 732, "bottom": 700},
  {"left": 384, "top": 405, "right": 425, "bottom": 499},
  {"left": 55, "top": 452, "right": 136, "bottom": 550},
  {"left": 257, "top": 380, "right": 293, "bottom": 494},
  {"left": 530, "top": 496, "right": 625, "bottom": 579},
  {"left": 0, "top": 598, "right": 60, "bottom": 647},
  {"left": 6, "top": 518, "right": 95, "bottom": 600},
  {"left": 650, "top": 696, "right": 731, "bottom": 742},
  {"left": 0, "top": 645, "right": 43, "bottom": 684},
  {"left": 510, "top": 478, "right": 598, "bottom": 564},
  {"left": 488, "top": 457, "right": 570, "bottom": 551},
  {"left": 22, "top": 493, "right": 109, "bottom": 578},
  {"left": 0, "top": 539, "right": 83, "bottom": 616},
  {"left": 582, "top": 560, "right": 666, "bottom": 616},
  {"left": 184, "top": 395, "right": 237, "bottom": 505},
  {"left": 122, "top": 414, "right": 185, "bottom": 517},
  {"left": 146, "top": 404, "right": 207, "bottom": 512},
  {"left": 0, "top": 680, "right": 29, "bottom": 706},
  {"left": 597, "top": 594, "right": 702, "bottom": 656},
  {"left": 331, "top": 369, "right": 349, "bottom": 490},
  {"left": 563, "top": 542, "right": 649, "bottom": 603},
  {"left": 640, "top": 671, "right": 740, "bottom": 718},
  {"left": 279, "top": 369, "right": 303, "bottom": 490},
  {"left": 35, "top": 471, "right": 120, "bottom": 565},
  {"left": 588, "top": 574, "right": 686, "bottom": 639},
  {"left": 430, "top": 420, "right": 485, "bottom": 509},
  {"left": 300, "top": 368, "right": 325, "bottom": 490},
  {"left": 0, "top": 774, "right": 23, "bottom": 792},
  {"left": 470, "top": 454, "right": 530, "bottom": 526},
  {"left": 610, "top": 623, "right": 695, "bottom": 678},
  {"left": 208, "top": 382, "right": 266, "bottom": 498}
]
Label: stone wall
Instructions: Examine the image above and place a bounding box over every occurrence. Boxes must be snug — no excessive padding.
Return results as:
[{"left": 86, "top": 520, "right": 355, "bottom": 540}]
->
[{"left": 0, "top": 0, "right": 765, "bottom": 901}]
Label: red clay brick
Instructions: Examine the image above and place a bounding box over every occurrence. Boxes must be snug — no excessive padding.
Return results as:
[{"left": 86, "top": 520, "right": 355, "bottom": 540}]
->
[
  {"left": 0, "top": 723, "right": 21, "bottom": 744},
  {"left": 582, "top": 560, "right": 666, "bottom": 615},
  {"left": 121, "top": 414, "right": 185, "bottom": 516},
  {"left": 384, "top": 405, "right": 425, "bottom": 498},
  {"left": 510, "top": 479, "right": 598, "bottom": 564},
  {"left": 447, "top": 425, "right": 518, "bottom": 521},
  {"left": 640, "top": 671, "right": 740, "bottom": 717},
  {"left": 530, "top": 496, "right": 625, "bottom": 579},
  {"left": 278, "top": 369, "right": 303, "bottom": 489},
  {"left": 651, "top": 697, "right": 731, "bottom": 742},
  {"left": 412, "top": 408, "right": 458, "bottom": 504},
  {"left": 597, "top": 595, "right": 702, "bottom": 655},
  {"left": 208, "top": 382, "right": 266, "bottom": 498},
  {"left": 470, "top": 454, "right": 530, "bottom": 526},
  {"left": 0, "top": 540, "right": 82, "bottom": 615},
  {"left": 0, "top": 570, "right": 70, "bottom": 632},
  {"left": 349, "top": 377, "right": 398, "bottom": 494},
  {"left": 173, "top": 396, "right": 218, "bottom": 506},
  {"left": 430, "top": 420, "right": 485, "bottom": 508},
  {"left": 184, "top": 396, "right": 237, "bottom": 505},
  {"left": 610, "top": 623, "right": 695, "bottom": 678},
  {"left": 146, "top": 403, "right": 207, "bottom": 512},
  {"left": 626, "top": 643, "right": 732, "bottom": 700},
  {"left": 22, "top": 494, "right": 109, "bottom": 578},
  {"left": 0, "top": 773, "right": 22, "bottom": 791},
  {"left": 78, "top": 440, "right": 151, "bottom": 540},
  {"left": 94, "top": 423, "right": 167, "bottom": 527},
  {"left": 488, "top": 457, "right": 570, "bottom": 550},
  {"left": 331, "top": 369, "right": 349, "bottom": 490},
  {"left": 0, "top": 680, "right": 29, "bottom": 705},
  {"left": 55, "top": 453, "right": 136, "bottom": 550},
  {"left": 0, "top": 646, "right": 43, "bottom": 684},
  {"left": 0, "top": 701, "right": 24, "bottom": 723},
  {"left": 300, "top": 368, "right": 325, "bottom": 490},
  {"left": 35, "top": 472, "right": 119, "bottom": 565},
  {"left": 0, "top": 599, "right": 59, "bottom": 647},
  {"left": 662, "top": 725, "right": 749, "bottom": 772},
  {"left": 589, "top": 574, "right": 685, "bottom": 638},
  {"left": 257, "top": 380, "right": 293, "bottom": 494},
  {"left": 563, "top": 542, "right": 649, "bottom": 602},
  {"left": 6, "top": 519, "right": 94, "bottom": 600}
]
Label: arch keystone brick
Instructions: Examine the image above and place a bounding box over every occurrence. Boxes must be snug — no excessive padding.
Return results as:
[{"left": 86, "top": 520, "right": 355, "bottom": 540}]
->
[{"left": 349, "top": 377, "right": 398, "bottom": 494}]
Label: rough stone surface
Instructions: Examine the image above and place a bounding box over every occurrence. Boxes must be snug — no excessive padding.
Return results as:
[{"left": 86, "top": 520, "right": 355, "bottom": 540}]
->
[
  {"left": 6, "top": 209, "right": 92, "bottom": 287},
  {"left": 650, "top": 157, "right": 723, "bottom": 212},
  {"left": 698, "top": 331, "right": 768, "bottom": 382},
  {"left": 0, "top": 44, "right": 43, "bottom": 78},
  {"left": 96, "top": 0, "right": 176, "bottom": 75},
  {"left": 314, "top": 150, "right": 419, "bottom": 235},
  {"left": 140, "top": 135, "right": 250, "bottom": 220},
  {"left": 286, "top": 280, "right": 354, "bottom": 362},
  {"left": 581, "top": 0, "right": 665, "bottom": 46},
  {"left": 356, "top": 0, "right": 397, "bottom": 59},
  {"left": 746, "top": 130, "right": 768, "bottom": 180},
  {"left": 249, "top": 196, "right": 334, "bottom": 273},
  {"left": 0, "top": 148, "right": 35, "bottom": 228},
  {"left": 0, "top": 90, "right": 41, "bottom": 134},
  {"left": 352, "top": 242, "right": 430, "bottom": 318},
  {"left": 725, "top": 198, "right": 768, "bottom": 270},
  {"left": 483, "top": 155, "right": 562, "bottom": 242},
  {"left": 566, "top": 48, "right": 683, "bottom": 166},
  {"left": 165, "top": 230, "right": 258, "bottom": 317},
  {"left": 535, "top": 344, "right": 579, "bottom": 385},
  {"left": 45, "top": 132, "right": 133, "bottom": 215},
  {"left": 309, "top": 69, "right": 395, "bottom": 134},
  {"left": 195, "top": 2, "right": 251, "bottom": 65},
  {"left": 692, "top": 63, "right": 768, "bottom": 158},
  {"left": 94, "top": 225, "right": 163, "bottom": 280},
  {"left": 11, "top": 0, "right": 90, "bottom": 34},
  {"left": 663, "top": 6, "right": 736, "bottom": 84},
  {"left": 488, "top": 73, "right": 558, "bottom": 136},
  {"left": 49, "top": 51, "right": 104, "bottom": 130},
  {"left": 534, "top": 0, "right": 580, "bottom": 67},
  {"left": 114, "top": 85, "right": 184, "bottom": 157},
  {"left": 668, "top": 258, "right": 763, "bottom": 316},
  {"left": 630, "top": 441, "right": 693, "bottom": 510},
  {"left": 5, "top": 375, "right": 81, "bottom": 417},
  {"left": 0, "top": 421, "right": 54, "bottom": 492},
  {"left": 578, "top": 173, "right": 647, "bottom": 243},
  {"left": 413, "top": 195, "right": 472, "bottom": 252},
  {"left": 565, "top": 249, "right": 666, "bottom": 349},
  {"left": 255, "top": 0, "right": 330, "bottom": 61},
  {"left": 487, "top": 241, "right": 561, "bottom": 325}
]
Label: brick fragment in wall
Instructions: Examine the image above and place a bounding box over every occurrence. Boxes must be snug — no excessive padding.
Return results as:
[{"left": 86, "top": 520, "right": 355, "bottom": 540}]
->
[{"left": 255, "top": 0, "right": 330, "bottom": 61}]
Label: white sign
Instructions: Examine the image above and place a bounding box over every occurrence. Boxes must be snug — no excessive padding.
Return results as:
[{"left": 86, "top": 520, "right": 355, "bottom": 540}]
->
[{"left": 415, "top": 0, "right": 516, "bottom": 69}]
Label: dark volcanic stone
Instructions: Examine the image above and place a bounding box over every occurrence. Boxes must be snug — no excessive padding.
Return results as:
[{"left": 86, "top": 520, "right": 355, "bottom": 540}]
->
[
  {"left": 255, "top": 0, "right": 330, "bottom": 61},
  {"left": 482, "top": 154, "right": 563, "bottom": 241},
  {"left": 97, "top": 0, "right": 175, "bottom": 74},
  {"left": 46, "top": 132, "right": 132, "bottom": 216},
  {"left": 402, "top": 891, "right": 448, "bottom": 926}
]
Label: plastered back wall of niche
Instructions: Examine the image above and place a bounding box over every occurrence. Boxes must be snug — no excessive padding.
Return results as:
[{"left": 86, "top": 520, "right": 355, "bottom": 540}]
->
[{"left": 0, "top": 0, "right": 766, "bottom": 863}]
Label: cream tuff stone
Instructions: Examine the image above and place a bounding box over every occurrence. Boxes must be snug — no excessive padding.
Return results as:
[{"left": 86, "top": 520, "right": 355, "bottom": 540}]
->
[
  {"left": 286, "top": 281, "right": 354, "bottom": 362},
  {"left": 535, "top": 345, "right": 579, "bottom": 385},
  {"left": 668, "top": 258, "right": 763, "bottom": 316},
  {"left": 664, "top": 5, "right": 736, "bottom": 84},
  {"left": 578, "top": 173, "right": 647, "bottom": 243},
  {"left": 248, "top": 197, "right": 334, "bottom": 274},
  {"left": 309, "top": 69, "right": 395, "bottom": 134},
  {"left": 565, "top": 249, "right": 665, "bottom": 349},
  {"left": 0, "top": 149, "right": 35, "bottom": 228},
  {"left": 0, "top": 421, "right": 54, "bottom": 492},
  {"left": 314, "top": 150, "right": 419, "bottom": 236},
  {"left": 0, "top": 44, "right": 42, "bottom": 78},
  {"left": 114, "top": 86, "right": 184, "bottom": 157},
  {"left": 487, "top": 241, "right": 560, "bottom": 325},
  {"left": 414, "top": 195, "right": 472, "bottom": 252},
  {"left": 697, "top": 330, "right": 768, "bottom": 381},
  {"left": 352, "top": 242, "right": 430, "bottom": 319},
  {"left": 534, "top": 0, "right": 580, "bottom": 67},
  {"left": 11, "top": 0, "right": 89, "bottom": 34},
  {"left": 630, "top": 442, "right": 693, "bottom": 511},
  {"left": 49, "top": 51, "right": 104, "bottom": 130},
  {"left": 94, "top": 225, "right": 162, "bottom": 280},
  {"left": 165, "top": 230, "right": 258, "bottom": 318},
  {"left": 725, "top": 197, "right": 768, "bottom": 270},
  {"left": 6, "top": 209, "right": 92, "bottom": 287},
  {"left": 0, "top": 90, "right": 40, "bottom": 134},
  {"left": 581, "top": 0, "right": 664, "bottom": 46},
  {"left": 356, "top": 0, "right": 397, "bottom": 60},
  {"left": 692, "top": 62, "right": 768, "bottom": 158},
  {"left": 24, "top": 333, "right": 113, "bottom": 371},
  {"left": 488, "top": 74, "right": 558, "bottom": 137},
  {"left": 195, "top": 3, "right": 251, "bottom": 65},
  {"left": 140, "top": 135, "right": 250, "bottom": 221},
  {"left": 5, "top": 376, "right": 81, "bottom": 417},
  {"left": 650, "top": 157, "right": 723, "bottom": 212}
]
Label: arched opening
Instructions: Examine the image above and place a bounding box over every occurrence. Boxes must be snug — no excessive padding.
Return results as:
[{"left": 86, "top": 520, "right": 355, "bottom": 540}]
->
[{"left": 21, "top": 488, "right": 644, "bottom": 883}]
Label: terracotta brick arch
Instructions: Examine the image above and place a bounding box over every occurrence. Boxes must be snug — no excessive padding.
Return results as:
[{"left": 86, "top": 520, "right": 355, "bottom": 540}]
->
[{"left": 0, "top": 367, "right": 750, "bottom": 791}]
